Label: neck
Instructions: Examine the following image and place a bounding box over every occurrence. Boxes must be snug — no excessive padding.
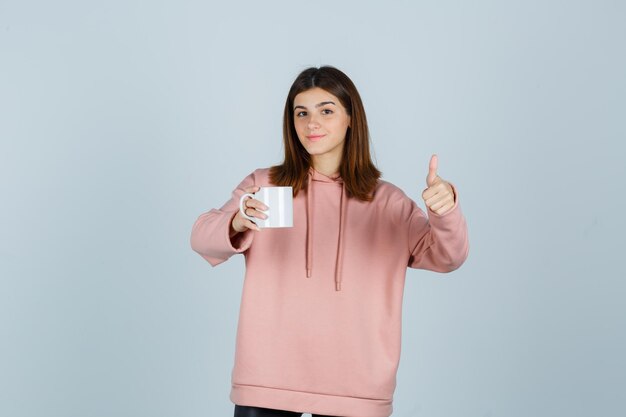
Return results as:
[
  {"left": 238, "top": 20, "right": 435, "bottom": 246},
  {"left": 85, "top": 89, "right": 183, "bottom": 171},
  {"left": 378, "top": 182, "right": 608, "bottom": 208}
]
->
[{"left": 311, "top": 156, "right": 341, "bottom": 178}]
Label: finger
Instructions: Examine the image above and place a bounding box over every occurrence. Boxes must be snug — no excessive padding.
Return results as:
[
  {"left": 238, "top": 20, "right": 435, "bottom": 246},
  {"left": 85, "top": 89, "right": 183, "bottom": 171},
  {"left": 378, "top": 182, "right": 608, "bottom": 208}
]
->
[
  {"left": 434, "top": 201, "right": 455, "bottom": 215},
  {"left": 244, "top": 219, "right": 261, "bottom": 231},
  {"left": 428, "top": 194, "right": 454, "bottom": 211},
  {"left": 422, "top": 181, "right": 446, "bottom": 200},
  {"left": 427, "top": 154, "right": 438, "bottom": 186},
  {"left": 425, "top": 195, "right": 450, "bottom": 212},
  {"left": 244, "top": 207, "right": 268, "bottom": 220},
  {"left": 423, "top": 183, "right": 454, "bottom": 208},
  {"left": 244, "top": 197, "right": 268, "bottom": 211}
]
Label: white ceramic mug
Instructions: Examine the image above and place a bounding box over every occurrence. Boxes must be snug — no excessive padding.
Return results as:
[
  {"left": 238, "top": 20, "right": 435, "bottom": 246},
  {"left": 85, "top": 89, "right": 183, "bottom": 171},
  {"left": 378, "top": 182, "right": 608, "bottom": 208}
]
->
[{"left": 238, "top": 186, "right": 293, "bottom": 228}]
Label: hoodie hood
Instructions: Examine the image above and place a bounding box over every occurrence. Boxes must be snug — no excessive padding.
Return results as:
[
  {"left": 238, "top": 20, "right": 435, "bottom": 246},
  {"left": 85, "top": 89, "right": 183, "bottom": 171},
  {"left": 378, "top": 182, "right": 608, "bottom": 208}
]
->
[{"left": 306, "top": 167, "right": 347, "bottom": 291}]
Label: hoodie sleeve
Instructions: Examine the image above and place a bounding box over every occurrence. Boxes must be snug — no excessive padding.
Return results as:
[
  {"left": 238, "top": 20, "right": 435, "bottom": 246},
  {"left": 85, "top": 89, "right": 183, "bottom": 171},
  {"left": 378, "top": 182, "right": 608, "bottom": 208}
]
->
[
  {"left": 190, "top": 171, "right": 257, "bottom": 266},
  {"left": 405, "top": 183, "right": 469, "bottom": 272}
]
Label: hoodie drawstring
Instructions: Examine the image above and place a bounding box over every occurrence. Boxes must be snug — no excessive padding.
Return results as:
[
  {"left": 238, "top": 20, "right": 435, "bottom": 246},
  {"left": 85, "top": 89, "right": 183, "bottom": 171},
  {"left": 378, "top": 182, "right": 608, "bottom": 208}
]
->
[
  {"left": 305, "top": 168, "right": 346, "bottom": 291},
  {"left": 334, "top": 183, "right": 347, "bottom": 291},
  {"left": 306, "top": 171, "right": 314, "bottom": 278}
]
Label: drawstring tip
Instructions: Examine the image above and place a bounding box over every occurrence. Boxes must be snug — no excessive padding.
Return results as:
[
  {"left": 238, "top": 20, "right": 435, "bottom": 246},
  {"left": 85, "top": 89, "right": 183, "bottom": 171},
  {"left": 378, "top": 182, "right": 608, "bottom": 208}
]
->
[
  {"left": 306, "top": 269, "right": 312, "bottom": 278},
  {"left": 335, "top": 282, "right": 341, "bottom": 291}
]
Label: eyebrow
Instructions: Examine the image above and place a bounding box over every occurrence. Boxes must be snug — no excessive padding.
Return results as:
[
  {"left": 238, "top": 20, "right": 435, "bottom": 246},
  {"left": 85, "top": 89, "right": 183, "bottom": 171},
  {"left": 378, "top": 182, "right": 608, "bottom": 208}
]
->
[{"left": 293, "top": 101, "right": 336, "bottom": 111}]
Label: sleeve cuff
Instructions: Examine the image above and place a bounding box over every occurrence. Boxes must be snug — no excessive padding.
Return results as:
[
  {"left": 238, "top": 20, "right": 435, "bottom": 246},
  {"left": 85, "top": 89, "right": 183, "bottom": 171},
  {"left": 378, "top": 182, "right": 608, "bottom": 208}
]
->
[{"left": 225, "top": 210, "right": 255, "bottom": 253}]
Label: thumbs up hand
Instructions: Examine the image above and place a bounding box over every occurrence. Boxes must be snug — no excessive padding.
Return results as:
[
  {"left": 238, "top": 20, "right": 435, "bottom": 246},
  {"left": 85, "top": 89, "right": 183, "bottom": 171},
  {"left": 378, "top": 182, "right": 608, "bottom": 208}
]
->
[{"left": 421, "top": 154, "right": 456, "bottom": 215}]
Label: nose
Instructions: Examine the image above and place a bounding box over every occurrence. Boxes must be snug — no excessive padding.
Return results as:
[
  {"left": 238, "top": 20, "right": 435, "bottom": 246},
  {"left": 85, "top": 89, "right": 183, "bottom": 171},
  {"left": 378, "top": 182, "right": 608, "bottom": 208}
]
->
[{"left": 307, "top": 115, "right": 320, "bottom": 131}]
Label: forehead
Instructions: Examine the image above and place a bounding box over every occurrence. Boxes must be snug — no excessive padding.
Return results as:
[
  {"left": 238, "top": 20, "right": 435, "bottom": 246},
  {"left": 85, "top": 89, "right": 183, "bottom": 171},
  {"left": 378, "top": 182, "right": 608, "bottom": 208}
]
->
[{"left": 293, "top": 87, "right": 341, "bottom": 106}]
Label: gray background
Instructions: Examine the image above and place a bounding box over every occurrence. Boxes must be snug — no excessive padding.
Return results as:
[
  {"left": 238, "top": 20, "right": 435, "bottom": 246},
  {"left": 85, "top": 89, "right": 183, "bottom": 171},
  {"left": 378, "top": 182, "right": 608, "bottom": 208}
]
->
[{"left": 1, "top": 1, "right": 624, "bottom": 416}]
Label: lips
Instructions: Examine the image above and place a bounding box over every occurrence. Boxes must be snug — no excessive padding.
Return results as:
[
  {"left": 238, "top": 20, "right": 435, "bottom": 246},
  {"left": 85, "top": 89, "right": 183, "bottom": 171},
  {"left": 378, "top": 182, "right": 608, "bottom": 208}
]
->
[{"left": 307, "top": 134, "right": 326, "bottom": 142}]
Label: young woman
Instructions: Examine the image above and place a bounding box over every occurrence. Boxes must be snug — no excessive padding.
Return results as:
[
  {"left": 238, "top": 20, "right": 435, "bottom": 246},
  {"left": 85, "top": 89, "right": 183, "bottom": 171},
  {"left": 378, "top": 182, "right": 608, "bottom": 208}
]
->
[{"left": 190, "top": 66, "right": 469, "bottom": 417}]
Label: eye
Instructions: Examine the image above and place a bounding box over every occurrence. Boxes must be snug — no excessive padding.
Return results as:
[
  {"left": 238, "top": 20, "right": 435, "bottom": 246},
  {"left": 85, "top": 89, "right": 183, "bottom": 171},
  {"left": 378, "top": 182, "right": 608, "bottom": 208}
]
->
[
  {"left": 296, "top": 111, "right": 307, "bottom": 117},
  {"left": 321, "top": 108, "right": 334, "bottom": 115}
]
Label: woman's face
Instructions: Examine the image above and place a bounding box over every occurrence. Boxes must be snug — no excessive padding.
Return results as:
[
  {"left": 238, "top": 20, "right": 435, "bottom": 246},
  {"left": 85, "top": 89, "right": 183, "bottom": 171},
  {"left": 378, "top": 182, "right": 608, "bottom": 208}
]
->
[{"left": 293, "top": 87, "right": 351, "bottom": 167}]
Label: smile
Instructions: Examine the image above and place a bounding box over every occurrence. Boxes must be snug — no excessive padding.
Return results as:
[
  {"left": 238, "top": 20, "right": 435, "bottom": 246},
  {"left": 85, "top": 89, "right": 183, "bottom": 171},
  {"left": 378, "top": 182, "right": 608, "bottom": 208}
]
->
[{"left": 307, "top": 134, "right": 326, "bottom": 142}]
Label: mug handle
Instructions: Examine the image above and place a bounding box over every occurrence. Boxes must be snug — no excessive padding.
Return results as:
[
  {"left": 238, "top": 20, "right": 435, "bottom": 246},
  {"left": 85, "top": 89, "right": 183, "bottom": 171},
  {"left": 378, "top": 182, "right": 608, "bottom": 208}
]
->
[{"left": 238, "top": 193, "right": 256, "bottom": 222}]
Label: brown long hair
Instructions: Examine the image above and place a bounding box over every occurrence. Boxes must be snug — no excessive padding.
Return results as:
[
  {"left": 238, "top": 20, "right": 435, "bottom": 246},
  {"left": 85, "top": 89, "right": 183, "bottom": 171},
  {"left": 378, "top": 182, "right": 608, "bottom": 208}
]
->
[{"left": 268, "top": 66, "right": 381, "bottom": 202}]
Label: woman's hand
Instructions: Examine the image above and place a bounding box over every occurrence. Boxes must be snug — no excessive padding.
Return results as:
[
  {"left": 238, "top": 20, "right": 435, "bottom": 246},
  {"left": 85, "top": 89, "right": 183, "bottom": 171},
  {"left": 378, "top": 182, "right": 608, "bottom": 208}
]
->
[
  {"left": 231, "top": 186, "right": 268, "bottom": 233},
  {"left": 421, "top": 154, "right": 456, "bottom": 216}
]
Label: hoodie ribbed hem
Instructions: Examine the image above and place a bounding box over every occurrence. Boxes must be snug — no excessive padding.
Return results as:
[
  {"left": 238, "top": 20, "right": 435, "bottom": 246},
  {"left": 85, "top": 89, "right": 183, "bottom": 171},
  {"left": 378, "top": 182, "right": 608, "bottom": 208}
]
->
[{"left": 231, "top": 383, "right": 392, "bottom": 417}]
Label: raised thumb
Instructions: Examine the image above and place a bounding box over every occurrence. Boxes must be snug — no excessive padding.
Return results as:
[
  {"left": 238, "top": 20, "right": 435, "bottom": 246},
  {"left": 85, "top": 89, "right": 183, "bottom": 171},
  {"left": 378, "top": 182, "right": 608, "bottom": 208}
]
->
[{"left": 426, "top": 154, "right": 438, "bottom": 186}]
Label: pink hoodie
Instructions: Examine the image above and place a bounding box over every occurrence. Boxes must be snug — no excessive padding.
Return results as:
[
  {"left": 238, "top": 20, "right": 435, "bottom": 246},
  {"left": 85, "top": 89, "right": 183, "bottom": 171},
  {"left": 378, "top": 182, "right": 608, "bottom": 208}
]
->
[{"left": 190, "top": 167, "right": 469, "bottom": 417}]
